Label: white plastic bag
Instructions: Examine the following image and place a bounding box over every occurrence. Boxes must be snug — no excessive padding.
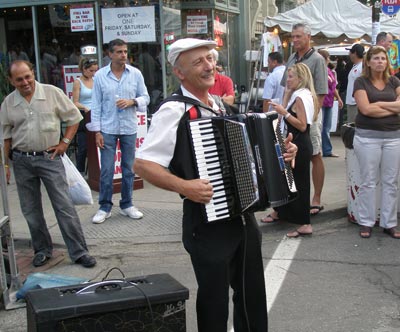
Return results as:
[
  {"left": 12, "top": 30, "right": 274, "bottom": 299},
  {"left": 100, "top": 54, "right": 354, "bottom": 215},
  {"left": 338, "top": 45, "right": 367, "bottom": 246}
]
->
[{"left": 60, "top": 154, "right": 93, "bottom": 205}]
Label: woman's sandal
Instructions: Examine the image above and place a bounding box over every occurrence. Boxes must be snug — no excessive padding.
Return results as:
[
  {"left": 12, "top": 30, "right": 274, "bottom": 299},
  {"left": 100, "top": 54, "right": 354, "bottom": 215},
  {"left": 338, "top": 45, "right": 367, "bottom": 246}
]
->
[
  {"left": 359, "top": 226, "right": 372, "bottom": 238},
  {"left": 260, "top": 214, "right": 280, "bottom": 224},
  {"left": 286, "top": 227, "right": 313, "bottom": 238},
  {"left": 286, "top": 230, "right": 313, "bottom": 238},
  {"left": 383, "top": 227, "right": 400, "bottom": 239}
]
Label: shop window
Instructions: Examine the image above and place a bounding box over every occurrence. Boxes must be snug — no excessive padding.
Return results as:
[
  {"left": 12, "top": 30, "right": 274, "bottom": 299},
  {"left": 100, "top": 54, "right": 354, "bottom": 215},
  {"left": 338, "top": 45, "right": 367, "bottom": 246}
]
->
[
  {"left": 37, "top": 3, "right": 97, "bottom": 91},
  {"left": 181, "top": 9, "right": 213, "bottom": 40},
  {"left": 163, "top": 8, "right": 213, "bottom": 95},
  {"left": 0, "top": 7, "right": 34, "bottom": 101},
  {"left": 0, "top": 7, "right": 34, "bottom": 68}
]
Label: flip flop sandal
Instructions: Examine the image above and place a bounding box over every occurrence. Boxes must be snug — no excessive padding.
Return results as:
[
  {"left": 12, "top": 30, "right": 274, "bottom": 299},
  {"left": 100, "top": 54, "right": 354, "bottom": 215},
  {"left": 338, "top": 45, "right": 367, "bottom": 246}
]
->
[
  {"left": 286, "top": 229, "right": 313, "bottom": 238},
  {"left": 310, "top": 205, "right": 324, "bottom": 216},
  {"left": 260, "top": 214, "right": 280, "bottom": 223},
  {"left": 383, "top": 228, "right": 400, "bottom": 239},
  {"left": 359, "top": 226, "right": 372, "bottom": 238}
]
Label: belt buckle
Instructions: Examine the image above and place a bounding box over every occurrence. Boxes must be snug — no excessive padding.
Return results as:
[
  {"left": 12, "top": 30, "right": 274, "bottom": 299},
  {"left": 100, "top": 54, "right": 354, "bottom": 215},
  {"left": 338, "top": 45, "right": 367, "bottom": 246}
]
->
[{"left": 32, "top": 151, "right": 37, "bottom": 156}]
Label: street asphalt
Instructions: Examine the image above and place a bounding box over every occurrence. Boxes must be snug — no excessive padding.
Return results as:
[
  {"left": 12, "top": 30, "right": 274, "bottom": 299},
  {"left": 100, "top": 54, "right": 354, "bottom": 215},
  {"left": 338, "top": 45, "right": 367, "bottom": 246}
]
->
[{"left": 1, "top": 135, "right": 399, "bottom": 331}]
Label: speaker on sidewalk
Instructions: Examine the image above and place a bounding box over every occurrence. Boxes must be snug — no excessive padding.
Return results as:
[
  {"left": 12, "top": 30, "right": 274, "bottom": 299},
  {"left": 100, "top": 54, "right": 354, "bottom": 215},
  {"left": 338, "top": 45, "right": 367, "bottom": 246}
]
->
[{"left": 26, "top": 273, "right": 189, "bottom": 332}]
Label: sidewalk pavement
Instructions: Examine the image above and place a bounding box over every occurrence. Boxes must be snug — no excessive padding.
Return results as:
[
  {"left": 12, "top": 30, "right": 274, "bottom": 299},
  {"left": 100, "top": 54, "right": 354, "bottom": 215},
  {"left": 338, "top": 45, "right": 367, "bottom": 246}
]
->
[{"left": 5, "top": 135, "right": 348, "bottom": 279}]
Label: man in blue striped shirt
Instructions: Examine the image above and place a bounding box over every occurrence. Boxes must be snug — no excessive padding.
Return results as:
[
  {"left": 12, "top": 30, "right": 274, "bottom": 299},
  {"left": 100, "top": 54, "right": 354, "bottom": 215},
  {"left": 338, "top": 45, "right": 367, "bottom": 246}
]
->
[{"left": 90, "top": 38, "right": 150, "bottom": 224}]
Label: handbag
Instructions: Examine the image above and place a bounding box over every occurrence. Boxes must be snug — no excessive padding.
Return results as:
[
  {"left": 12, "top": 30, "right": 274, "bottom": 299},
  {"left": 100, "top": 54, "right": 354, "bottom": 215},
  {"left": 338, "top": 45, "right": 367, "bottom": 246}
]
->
[{"left": 60, "top": 154, "right": 93, "bottom": 205}]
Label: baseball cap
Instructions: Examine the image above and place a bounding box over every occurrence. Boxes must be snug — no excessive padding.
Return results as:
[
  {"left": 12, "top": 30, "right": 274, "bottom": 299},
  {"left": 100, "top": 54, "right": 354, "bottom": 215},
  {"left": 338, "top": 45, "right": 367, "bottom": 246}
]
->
[
  {"left": 345, "top": 44, "right": 365, "bottom": 58},
  {"left": 167, "top": 38, "right": 217, "bottom": 66}
]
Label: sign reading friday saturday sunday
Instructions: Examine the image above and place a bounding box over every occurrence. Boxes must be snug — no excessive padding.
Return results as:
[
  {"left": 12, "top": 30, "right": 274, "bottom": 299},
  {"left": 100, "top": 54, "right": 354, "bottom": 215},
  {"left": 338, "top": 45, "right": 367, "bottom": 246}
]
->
[{"left": 101, "top": 6, "right": 156, "bottom": 43}]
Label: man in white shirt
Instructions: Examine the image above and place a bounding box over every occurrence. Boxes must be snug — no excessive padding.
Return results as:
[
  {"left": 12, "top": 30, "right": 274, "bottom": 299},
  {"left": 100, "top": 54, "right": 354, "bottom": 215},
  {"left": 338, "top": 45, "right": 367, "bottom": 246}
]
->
[
  {"left": 134, "top": 38, "right": 298, "bottom": 331},
  {"left": 90, "top": 39, "right": 150, "bottom": 224},
  {"left": 262, "top": 51, "right": 285, "bottom": 112},
  {"left": 345, "top": 44, "right": 364, "bottom": 123}
]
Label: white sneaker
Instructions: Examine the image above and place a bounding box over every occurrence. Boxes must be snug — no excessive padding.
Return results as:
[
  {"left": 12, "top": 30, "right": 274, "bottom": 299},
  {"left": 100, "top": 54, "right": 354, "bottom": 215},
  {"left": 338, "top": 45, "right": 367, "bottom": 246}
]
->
[
  {"left": 92, "top": 210, "right": 111, "bottom": 224},
  {"left": 120, "top": 206, "right": 143, "bottom": 219}
]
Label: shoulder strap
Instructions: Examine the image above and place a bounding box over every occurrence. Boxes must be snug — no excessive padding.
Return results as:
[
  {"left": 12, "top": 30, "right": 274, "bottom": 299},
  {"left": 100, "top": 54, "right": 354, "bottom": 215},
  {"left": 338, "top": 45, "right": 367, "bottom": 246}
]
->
[
  {"left": 210, "top": 93, "right": 239, "bottom": 115},
  {"left": 154, "top": 87, "right": 220, "bottom": 117}
]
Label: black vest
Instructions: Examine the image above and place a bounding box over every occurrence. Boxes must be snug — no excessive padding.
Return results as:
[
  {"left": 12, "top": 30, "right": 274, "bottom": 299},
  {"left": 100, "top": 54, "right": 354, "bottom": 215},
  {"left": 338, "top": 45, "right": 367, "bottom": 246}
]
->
[{"left": 154, "top": 89, "right": 237, "bottom": 181}]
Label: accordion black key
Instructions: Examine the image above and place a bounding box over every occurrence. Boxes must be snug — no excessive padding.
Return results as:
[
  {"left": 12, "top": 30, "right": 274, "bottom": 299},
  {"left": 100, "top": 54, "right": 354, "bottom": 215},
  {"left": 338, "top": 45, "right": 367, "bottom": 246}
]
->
[{"left": 188, "top": 112, "right": 297, "bottom": 223}]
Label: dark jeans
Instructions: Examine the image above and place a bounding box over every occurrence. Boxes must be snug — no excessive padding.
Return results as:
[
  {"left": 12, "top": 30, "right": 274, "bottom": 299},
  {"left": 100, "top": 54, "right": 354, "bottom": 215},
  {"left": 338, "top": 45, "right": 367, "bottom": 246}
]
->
[
  {"left": 13, "top": 151, "right": 89, "bottom": 261},
  {"left": 322, "top": 106, "right": 333, "bottom": 156},
  {"left": 76, "top": 130, "right": 87, "bottom": 173},
  {"left": 98, "top": 133, "right": 137, "bottom": 212}
]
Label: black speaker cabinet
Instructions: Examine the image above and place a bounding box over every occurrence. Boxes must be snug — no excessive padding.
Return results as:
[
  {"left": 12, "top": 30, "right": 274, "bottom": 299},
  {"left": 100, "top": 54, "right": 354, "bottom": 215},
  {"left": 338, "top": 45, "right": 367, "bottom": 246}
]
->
[{"left": 26, "top": 273, "right": 189, "bottom": 332}]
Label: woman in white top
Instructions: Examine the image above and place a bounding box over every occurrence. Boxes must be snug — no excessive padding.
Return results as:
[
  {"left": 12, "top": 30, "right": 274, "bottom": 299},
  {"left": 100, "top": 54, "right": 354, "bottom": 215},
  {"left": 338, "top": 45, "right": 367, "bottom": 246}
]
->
[
  {"left": 72, "top": 58, "right": 98, "bottom": 173},
  {"left": 261, "top": 63, "right": 319, "bottom": 238}
]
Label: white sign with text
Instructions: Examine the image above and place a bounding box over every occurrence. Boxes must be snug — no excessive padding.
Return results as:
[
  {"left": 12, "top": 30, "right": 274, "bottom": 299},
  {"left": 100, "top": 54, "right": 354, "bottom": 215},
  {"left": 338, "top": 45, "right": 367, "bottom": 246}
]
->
[
  {"left": 187, "top": 15, "right": 208, "bottom": 34},
  {"left": 101, "top": 6, "right": 156, "bottom": 43},
  {"left": 70, "top": 4, "right": 95, "bottom": 32},
  {"left": 63, "top": 65, "right": 81, "bottom": 100}
]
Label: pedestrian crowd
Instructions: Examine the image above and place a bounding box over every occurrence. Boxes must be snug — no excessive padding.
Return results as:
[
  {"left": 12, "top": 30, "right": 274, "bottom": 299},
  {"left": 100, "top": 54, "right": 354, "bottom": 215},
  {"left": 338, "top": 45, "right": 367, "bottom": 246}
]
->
[{"left": 261, "top": 23, "right": 400, "bottom": 241}]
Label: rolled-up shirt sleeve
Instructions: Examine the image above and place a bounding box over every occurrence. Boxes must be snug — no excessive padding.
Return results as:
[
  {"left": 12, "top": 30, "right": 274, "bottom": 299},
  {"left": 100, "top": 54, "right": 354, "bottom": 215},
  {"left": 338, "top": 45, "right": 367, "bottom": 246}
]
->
[
  {"left": 55, "top": 88, "right": 83, "bottom": 126},
  {"left": 134, "top": 71, "right": 150, "bottom": 109},
  {"left": 136, "top": 101, "right": 183, "bottom": 167},
  {"left": 0, "top": 99, "right": 12, "bottom": 140}
]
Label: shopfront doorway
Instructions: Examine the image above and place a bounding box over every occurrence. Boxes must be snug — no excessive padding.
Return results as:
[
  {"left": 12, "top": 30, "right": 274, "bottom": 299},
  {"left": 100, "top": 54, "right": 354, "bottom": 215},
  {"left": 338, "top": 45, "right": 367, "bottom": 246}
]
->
[{"left": 0, "top": 1, "right": 163, "bottom": 109}]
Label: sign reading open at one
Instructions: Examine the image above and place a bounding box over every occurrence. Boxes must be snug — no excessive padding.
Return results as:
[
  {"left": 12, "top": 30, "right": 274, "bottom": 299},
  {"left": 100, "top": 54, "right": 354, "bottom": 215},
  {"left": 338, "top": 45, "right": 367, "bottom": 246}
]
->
[{"left": 101, "top": 6, "right": 156, "bottom": 43}]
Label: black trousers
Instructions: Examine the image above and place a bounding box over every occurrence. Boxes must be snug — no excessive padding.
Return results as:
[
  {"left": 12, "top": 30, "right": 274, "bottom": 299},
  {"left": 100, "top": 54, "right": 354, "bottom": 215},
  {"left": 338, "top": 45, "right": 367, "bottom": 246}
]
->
[{"left": 182, "top": 201, "right": 268, "bottom": 332}]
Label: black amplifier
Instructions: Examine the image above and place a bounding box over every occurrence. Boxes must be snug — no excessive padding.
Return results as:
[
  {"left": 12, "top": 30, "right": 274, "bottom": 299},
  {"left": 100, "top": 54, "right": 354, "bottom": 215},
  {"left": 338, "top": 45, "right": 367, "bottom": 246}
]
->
[{"left": 25, "top": 273, "right": 189, "bottom": 332}]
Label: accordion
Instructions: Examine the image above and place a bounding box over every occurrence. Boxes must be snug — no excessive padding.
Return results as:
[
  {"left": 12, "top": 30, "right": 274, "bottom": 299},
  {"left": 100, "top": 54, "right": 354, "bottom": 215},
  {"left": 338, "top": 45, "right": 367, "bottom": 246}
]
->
[{"left": 188, "top": 112, "right": 297, "bottom": 223}]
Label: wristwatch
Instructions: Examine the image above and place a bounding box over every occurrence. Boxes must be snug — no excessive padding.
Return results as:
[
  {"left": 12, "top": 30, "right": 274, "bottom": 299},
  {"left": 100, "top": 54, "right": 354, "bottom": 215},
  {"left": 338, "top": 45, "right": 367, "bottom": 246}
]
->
[{"left": 62, "top": 137, "right": 71, "bottom": 144}]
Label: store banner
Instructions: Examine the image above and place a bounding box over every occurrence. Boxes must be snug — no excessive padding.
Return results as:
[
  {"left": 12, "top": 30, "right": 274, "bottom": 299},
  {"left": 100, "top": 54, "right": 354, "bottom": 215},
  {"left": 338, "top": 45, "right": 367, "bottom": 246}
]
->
[
  {"left": 62, "top": 65, "right": 81, "bottom": 100},
  {"left": 70, "top": 4, "right": 95, "bottom": 32},
  {"left": 101, "top": 6, "right": 156, "bottom": 43}
]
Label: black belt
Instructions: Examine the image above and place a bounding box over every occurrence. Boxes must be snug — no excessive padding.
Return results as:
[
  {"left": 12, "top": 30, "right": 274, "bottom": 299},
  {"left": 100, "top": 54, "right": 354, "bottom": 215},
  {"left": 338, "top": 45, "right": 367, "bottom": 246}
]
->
[{"left": 12, "top": 149, "right": 46, "bottom": 156}]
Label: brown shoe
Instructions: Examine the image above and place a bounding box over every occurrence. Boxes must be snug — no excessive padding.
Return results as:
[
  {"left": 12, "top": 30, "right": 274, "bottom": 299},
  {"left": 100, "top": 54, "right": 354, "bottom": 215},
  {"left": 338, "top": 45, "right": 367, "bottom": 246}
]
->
[{"left": 383, "top": 227, "right": 400, "bottom": 239}]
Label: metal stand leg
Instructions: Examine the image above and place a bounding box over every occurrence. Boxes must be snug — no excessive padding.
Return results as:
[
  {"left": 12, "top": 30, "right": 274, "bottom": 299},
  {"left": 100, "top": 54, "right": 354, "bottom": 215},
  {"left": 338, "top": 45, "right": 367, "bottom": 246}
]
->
[{"left": 0, "top": 146, "right": 23, "bottom": 310}]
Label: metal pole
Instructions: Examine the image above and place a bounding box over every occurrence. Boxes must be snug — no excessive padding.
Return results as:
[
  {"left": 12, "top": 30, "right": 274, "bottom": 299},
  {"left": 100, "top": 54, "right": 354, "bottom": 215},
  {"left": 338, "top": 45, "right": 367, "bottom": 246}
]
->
[
  {"left": 0, "top": 143, "right": 22, "bottom": 309},
  {"left": 32, "top": 6, "right": 41, "bottom": 82},
  {"left": 94, "top": 1, "right": 102, "bottom": 65},
  {"left": 159, "top": 0, "right": 167, "bottom": 99},
  {"left": 371, "top": 1, "right": 381, "bottom": 45}
]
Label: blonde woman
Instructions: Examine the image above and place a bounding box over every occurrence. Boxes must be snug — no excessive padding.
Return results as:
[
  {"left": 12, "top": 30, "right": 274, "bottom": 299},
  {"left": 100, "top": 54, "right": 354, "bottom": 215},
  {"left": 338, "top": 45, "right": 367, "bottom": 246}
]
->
[
  {"left": 72, "top": 58, "right": 98, "bottom": 173},
  {"left": 261, "top": 63, "right": 318, "bottom": 238},
  {"left": 353, "top": 46, "right": 400, "bottom": 239}
]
